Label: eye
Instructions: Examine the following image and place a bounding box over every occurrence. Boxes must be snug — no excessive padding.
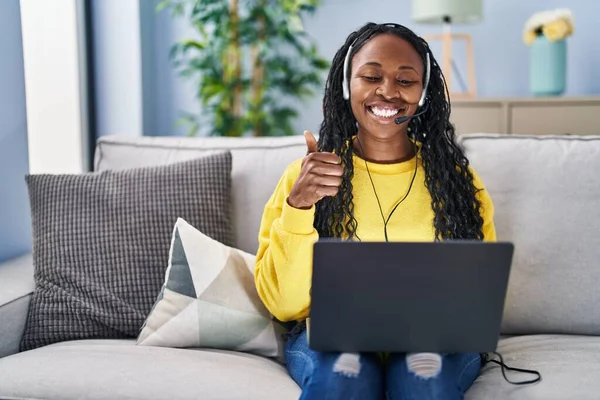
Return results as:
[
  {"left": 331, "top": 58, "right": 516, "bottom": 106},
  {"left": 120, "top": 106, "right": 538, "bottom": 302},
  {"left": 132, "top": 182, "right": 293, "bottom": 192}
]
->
[
  {"left": 398, "top": 79, "right": 416, "bottom": 86},
  {"left": 362, "top": 76, "right": 380, "bottom": 82}
]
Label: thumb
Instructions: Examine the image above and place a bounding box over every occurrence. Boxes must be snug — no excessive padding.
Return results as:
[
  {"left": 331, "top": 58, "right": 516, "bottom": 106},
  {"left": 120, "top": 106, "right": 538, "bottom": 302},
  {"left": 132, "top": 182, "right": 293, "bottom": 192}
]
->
[{"left": 304, "top": 130, "right": 318, "bottom": 154}]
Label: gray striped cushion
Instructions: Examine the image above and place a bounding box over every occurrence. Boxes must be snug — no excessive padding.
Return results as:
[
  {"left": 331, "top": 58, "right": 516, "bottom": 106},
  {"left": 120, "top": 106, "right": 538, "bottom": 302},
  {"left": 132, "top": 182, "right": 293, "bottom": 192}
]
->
[{"left": 20, "top": 152, "right": 233, "bottom": 351}]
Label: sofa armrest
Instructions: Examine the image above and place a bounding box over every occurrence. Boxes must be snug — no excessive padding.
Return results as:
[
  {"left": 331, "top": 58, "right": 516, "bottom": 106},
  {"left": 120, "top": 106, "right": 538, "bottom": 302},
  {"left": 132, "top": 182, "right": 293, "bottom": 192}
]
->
[{"left": 0, "top": 254, "right": 34, "bottom": 358}]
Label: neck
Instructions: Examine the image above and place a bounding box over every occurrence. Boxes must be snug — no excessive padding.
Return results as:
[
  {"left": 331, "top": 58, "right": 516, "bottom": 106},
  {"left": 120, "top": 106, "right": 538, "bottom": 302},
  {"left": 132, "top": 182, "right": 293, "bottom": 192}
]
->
[{"left": 354, "top": 131, "right": 415, "bottom": 164}]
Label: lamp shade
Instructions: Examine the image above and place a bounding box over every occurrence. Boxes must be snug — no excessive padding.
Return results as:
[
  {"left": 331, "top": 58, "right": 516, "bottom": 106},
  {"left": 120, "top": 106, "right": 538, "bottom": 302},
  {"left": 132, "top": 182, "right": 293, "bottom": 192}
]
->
[{"left": 412, "top": 0, "right": 483, "bottom": 24}]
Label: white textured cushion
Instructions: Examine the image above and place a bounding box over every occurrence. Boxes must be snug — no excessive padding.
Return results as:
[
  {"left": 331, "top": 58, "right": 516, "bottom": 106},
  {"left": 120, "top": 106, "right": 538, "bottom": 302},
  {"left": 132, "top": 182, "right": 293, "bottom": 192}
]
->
[
  {"left": 137, "top": 218, "right": 285, "bottom": 359},
  {"left": 467, "top": 334, "right": 600, "bottom": 400},
  {"left": 95, "top": 135, "right": 307, "bottom": 255},
  {"left": 459, "top": 134, "right": 600, "bottom": 335},
  {"left": 0, "top": 339, "right": 300, "bottom": 400}
]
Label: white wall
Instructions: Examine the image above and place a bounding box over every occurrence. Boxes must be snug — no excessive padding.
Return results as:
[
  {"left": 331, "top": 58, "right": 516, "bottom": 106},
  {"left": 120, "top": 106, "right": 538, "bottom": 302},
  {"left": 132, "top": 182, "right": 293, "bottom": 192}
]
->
[{"left": 20, "top": 0, "right": 89, "bottom": 174}]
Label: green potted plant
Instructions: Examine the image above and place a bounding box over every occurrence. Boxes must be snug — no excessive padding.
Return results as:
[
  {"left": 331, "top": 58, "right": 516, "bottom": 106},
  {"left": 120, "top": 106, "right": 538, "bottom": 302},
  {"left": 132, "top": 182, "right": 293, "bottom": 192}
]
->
[{"left": 158, "top": 0, "right": 329, "bottom": 136}]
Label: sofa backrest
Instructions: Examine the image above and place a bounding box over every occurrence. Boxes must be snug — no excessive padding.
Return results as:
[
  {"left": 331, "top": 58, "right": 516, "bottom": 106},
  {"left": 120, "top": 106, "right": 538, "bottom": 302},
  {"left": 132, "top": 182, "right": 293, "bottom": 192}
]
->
[
  {"left": 95, "top": 135, "right": 306, "bottom": 255},
  {"left": 459, "top": 133, "right": 600, "bottom": 336},
  {"left": 96, "top": 133, "right": 600, "bottom": 336}
]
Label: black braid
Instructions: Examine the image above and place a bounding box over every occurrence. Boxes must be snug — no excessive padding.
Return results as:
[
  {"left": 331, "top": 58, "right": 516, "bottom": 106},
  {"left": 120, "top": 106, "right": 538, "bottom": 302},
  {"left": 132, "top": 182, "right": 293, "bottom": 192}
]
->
[{"left": 314, "top": 22, "right": 484, "bottom": 241}]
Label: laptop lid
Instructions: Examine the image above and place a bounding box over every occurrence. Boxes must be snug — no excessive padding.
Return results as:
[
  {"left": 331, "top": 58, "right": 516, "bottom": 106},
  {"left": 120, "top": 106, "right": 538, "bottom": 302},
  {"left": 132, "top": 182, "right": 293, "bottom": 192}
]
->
[{"left": 309, "top": 240, "right": 514, "bottom": 354}]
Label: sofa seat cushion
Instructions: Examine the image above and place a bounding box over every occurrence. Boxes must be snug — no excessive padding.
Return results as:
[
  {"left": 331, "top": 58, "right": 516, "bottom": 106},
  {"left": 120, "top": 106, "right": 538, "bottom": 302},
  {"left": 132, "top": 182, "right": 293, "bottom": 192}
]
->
[
  {"left": 0, "top": 339, "right": 300, "bottom": 400},
  {"left": 466, "top": 334, "right": 600, "bottom": 400}
]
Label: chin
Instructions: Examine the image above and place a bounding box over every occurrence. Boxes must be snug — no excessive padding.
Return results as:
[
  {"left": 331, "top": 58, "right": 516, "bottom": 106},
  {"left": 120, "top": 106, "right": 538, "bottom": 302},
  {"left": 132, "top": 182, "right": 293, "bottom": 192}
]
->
[
  {"left": 361, "top": 124, "right": 406, "bottom": 141},
  {"left": 360, "top": 113, "right": 407, "bottom": 135}
]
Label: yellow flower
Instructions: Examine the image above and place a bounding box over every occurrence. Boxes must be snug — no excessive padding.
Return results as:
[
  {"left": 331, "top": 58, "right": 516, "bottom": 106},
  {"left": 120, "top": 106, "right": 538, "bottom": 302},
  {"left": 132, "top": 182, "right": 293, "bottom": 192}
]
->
[
  {"left": 523, "top": 9, "right": 574, "bottom": 46},
  {"left": 523, "top": 29, "right": 538, "bottom": 45},
  {"left": 543, "top": 18, "right": 571, "bottom": 41},
  {"left": 564, "top": 17, "right": 574, "bottom": 35}
]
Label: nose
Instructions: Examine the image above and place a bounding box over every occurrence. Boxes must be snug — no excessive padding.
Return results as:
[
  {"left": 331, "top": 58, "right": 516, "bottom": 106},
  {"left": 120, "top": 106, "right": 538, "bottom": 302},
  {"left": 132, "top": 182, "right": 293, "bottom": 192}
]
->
[{"left": 376, "top": 78, "right": 400, "bottom": 100}]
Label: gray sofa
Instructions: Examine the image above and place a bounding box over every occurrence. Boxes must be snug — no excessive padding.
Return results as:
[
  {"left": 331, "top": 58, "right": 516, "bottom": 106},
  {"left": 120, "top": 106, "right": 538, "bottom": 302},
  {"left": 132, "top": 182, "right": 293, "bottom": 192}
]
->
[{"left": 1, "top": 133, "right": 599, "bottom": 399}]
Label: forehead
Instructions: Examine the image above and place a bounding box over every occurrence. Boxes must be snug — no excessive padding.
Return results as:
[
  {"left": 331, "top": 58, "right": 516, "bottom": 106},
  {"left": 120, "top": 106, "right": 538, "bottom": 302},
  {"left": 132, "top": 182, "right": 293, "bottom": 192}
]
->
[{"left": 352, "top": 33, "right": 423, "bottom": 73}]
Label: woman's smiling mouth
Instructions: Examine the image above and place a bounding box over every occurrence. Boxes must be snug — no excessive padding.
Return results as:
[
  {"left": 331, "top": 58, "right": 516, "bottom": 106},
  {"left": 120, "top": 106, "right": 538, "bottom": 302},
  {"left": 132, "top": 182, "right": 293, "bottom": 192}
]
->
[{"left": 366, "top": 104, "right": 406, "bottom": 122}]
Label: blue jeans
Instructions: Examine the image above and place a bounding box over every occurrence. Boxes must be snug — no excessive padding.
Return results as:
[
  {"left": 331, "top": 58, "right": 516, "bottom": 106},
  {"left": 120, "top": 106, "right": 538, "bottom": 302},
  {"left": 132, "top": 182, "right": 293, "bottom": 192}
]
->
[{"left": 285, "top": 328, "right": 482, "bottom": 400}]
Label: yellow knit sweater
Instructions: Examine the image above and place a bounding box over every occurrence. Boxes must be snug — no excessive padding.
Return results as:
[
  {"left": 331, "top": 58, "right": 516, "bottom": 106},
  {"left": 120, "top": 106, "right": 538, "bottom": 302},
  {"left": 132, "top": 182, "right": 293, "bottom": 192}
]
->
[{"left": 254, "top": 153, "right": 496, "bottom": 322}]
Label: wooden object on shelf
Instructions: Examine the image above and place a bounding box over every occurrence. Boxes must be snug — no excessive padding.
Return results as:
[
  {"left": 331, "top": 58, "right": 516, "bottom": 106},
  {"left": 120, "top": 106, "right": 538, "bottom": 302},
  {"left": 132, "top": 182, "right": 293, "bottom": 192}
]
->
[
  {"left": 424, "top": 33, "right": 476, "bottom": 98},
  {"left": 449, "top": 96, "right": 600, "bottom": 135}
]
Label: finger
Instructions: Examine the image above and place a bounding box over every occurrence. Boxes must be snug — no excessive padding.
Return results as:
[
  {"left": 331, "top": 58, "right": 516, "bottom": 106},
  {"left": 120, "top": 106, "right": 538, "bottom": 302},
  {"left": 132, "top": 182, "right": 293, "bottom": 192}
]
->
[
  {"left": 307, "top": 152, "right": 341, "bottom": 165},
  {"left": 308, "top": 164, "right": 344, "bottom": 177},
  {"left": 304, "top": 130, "right": 318, "bottom": 154},
  {"left": 314, "top": 175, "right": 343, "bottom": 187}
]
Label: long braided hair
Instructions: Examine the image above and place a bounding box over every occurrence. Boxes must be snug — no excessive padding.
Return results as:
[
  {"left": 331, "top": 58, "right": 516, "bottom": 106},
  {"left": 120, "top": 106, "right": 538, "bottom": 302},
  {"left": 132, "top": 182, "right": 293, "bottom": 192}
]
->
[{"left": 313, "top": 22, "right": 484, "bottom": 241}]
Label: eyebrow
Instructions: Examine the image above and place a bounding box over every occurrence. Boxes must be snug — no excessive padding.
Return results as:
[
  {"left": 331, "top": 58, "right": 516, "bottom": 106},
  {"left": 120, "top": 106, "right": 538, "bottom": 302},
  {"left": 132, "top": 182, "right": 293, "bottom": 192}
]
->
[{"left": 361, "top": 62, "right": 417, "bottom": 72}]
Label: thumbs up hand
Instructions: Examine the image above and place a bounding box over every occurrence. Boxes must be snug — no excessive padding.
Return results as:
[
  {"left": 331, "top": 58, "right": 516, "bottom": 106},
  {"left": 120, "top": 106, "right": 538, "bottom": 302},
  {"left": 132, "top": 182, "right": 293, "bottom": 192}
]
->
[
  {"left": 287, "top": 131, "right": 344, "bottom": 210},
  {"left": 304, "top": 129, "right": 319, "bottom": 155}
]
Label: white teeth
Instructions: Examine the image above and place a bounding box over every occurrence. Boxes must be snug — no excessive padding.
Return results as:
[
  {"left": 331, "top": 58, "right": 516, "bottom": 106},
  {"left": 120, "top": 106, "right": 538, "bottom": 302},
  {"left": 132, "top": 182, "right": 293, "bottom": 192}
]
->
[{"left": 370, "top": 107, "right": 399, "bottom": 118}]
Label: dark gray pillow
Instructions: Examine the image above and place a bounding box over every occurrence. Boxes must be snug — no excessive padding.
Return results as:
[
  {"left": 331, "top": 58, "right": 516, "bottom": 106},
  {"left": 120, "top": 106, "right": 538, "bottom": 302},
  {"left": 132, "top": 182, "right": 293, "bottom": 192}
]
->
[{"left": 20, "top": 152, "right": 233, "bottom": 351}]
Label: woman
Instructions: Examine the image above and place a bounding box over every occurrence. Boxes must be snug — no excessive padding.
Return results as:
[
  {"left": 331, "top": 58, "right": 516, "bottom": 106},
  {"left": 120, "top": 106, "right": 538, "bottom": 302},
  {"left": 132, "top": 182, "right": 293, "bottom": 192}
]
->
[{"left": 254, "top": 22, "right": 496, "bottom": 400}]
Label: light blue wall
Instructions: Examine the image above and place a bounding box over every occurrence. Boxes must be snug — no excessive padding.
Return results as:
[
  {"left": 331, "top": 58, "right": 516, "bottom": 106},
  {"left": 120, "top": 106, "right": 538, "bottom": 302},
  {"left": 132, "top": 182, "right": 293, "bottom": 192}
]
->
[
  {"left": 125, "top": 0, "right": 600, "bottom": 136},
  {"left": 0, "top": 0, "right": 31, "bottom": 262},
  {"left": 140, "top": 0, "right": 159, "bottom": 136},
  {"left": 91, "top": 0, "right": 146, "bottom": 137},
  {"left": 293, "top": 0, "right": 600, "bottom": 134},
  {"left": 153, "top": 0, "right": 200, "bottom": 136}
]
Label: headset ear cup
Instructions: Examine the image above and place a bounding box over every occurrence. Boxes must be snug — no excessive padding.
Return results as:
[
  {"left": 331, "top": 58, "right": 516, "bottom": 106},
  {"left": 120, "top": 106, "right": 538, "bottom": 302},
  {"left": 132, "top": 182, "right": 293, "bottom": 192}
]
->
[
  {"left": 342, "top": 44, "right": 353, "bottom": 100},
  {"left": 418, "top": 53, "right": 431, "bottom": 107}
]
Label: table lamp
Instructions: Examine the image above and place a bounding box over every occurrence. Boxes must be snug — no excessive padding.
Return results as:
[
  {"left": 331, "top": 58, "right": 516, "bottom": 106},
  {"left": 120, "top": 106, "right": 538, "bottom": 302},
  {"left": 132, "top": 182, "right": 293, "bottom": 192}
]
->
[{"left": 411, "top": 0, "right": 483, "bottom": 98}]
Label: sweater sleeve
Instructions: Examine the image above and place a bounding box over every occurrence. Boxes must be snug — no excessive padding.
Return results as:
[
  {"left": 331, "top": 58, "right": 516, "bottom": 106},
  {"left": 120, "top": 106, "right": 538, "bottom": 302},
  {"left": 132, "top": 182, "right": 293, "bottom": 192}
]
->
[
  {"left": 254, "top": 159, "right": 318, "bottom": 322},
  {"left": 470, "top": 167, "right": 497, "bottom": 242}
]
